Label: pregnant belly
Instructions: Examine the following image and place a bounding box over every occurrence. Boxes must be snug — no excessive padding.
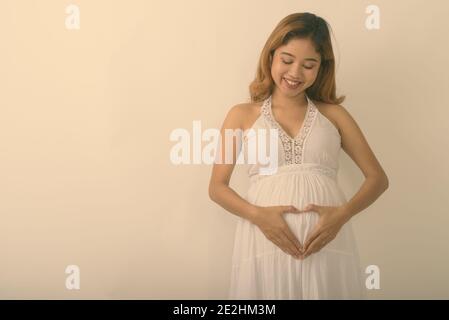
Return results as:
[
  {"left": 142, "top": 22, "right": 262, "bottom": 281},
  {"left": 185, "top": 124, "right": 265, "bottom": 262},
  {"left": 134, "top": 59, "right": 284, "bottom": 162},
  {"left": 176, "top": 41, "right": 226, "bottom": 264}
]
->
[{"left": 243, "top": 172, "right": 355, "bottom": 255}]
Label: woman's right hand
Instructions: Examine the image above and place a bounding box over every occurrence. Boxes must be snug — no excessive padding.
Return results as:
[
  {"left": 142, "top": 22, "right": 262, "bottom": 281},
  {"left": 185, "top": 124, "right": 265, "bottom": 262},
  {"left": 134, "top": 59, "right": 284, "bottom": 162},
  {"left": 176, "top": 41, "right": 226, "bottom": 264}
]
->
[{"left": 250, "top": 205, "right": 306, "bottom": 260}]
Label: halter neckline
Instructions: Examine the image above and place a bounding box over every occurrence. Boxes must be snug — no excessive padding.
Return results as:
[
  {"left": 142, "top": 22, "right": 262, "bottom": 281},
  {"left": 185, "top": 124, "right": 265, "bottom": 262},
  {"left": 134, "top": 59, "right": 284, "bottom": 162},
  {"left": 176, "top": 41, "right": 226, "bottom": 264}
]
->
[
  {"left": 261, "top": 93, "right": 318, "bottom": 165},
  {"left": 265, "top": 94, "right": 313, "bottom": 141}
]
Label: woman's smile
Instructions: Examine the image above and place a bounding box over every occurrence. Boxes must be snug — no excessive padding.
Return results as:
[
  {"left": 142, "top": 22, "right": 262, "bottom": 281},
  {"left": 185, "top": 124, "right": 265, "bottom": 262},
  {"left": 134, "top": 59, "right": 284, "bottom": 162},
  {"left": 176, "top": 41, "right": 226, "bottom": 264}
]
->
[{"left": 283, "top": 77, "right": 302, "bottom": 89}]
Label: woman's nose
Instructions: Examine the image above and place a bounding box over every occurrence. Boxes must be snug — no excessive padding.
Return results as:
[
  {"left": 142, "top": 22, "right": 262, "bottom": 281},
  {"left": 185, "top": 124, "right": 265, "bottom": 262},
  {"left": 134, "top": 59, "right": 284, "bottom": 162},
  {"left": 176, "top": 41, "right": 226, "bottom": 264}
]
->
[
  {"left": 287, "top": 68, "right": 303, "bottom": 79},
  {"left": 287, "top": 72, "right": 302, "bottom": 80}
]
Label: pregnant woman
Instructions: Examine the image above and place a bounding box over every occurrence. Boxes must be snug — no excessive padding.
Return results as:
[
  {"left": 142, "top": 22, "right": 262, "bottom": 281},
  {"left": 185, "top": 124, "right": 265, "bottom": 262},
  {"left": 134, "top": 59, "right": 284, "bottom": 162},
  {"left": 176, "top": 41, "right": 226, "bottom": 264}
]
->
[{"left": 208, "top": 12, "right": 389, "bottom": 299}]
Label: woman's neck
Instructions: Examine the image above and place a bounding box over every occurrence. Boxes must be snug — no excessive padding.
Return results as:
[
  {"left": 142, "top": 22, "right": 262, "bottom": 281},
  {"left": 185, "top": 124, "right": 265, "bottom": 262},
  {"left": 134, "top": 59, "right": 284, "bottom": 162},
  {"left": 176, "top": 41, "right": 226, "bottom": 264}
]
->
[{"left": 271, "top": 89, "right": 308, "bottom": 110}]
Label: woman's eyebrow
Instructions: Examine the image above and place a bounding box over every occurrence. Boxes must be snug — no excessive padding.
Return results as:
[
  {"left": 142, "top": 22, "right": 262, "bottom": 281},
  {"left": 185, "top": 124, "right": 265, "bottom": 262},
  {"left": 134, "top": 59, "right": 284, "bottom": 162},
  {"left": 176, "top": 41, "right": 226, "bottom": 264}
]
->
[{"left": 280, "top": 52, "right": 319, "bottom": 62}]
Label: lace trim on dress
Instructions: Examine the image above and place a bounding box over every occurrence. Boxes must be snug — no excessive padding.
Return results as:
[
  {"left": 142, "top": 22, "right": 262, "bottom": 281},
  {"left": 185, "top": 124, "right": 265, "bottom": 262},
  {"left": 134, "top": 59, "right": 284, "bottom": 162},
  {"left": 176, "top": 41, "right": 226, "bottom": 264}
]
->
[{"left": 261, "top": 95, "right": 318, "bottom": 165}]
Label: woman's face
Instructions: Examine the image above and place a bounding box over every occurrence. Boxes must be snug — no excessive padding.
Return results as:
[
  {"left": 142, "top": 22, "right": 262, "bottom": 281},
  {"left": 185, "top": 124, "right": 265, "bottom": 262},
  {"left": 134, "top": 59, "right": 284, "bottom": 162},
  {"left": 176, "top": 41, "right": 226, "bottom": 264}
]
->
[{"left": 270, "top": 38, "right": 321, "bottom": 97}]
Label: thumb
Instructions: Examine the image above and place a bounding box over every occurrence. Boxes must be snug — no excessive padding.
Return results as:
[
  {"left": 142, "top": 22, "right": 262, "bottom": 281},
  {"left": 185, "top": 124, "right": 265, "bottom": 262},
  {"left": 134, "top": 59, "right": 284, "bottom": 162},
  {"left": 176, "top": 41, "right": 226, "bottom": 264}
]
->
[
  {"left": 281, "top": 205, "right": 301, "bottom": 214},
  {"left": 283, "top": 205, "right": 309, "bottom": 215},
  {"left": 302, "top": 203, "right": 320, "bottom": 213}
]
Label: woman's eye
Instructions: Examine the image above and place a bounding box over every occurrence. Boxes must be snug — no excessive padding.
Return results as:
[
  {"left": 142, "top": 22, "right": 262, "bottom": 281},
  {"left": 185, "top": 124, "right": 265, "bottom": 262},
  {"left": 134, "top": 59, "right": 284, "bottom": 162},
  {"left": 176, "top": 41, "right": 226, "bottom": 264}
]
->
[{"left": 281, "top": 60, "right": 314, "bottom": 69}]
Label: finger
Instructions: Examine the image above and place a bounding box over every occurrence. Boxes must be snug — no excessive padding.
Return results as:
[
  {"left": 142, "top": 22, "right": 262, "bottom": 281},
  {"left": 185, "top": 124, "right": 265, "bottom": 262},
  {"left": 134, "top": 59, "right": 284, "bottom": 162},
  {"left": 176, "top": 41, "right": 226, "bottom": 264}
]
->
[
  {"left": 302, "top": 203, "right": 321, "bottom": 214},
  {"left": 276, "top": 217, "right": 303, "bottom": 254},
  {"left": 275, "top": 231, "right": 302, "bottom": 259},
  {"left": 301, "top": 203, "right": 313, "bottom": 212},
  {"left": 304, "top": 223, "right": 321, "bottom": 247},
  {"left": 280, "top": 205, "right": 299, "bottom": 214},
  {"left": 304, "top": 226, "right": 325, "bottom": 251},
  {"left": 304, "top": 236, "right": 327, "bottom": 257},
  {"left": 281, "top": 205, "right": 310, "bottom": 217},
  {"left": 270, "top": 234, "right": 295, "bottom": 257},
  {"left": 279, "top": 231, "right": 301, "bottom": 257},
  {"left": 275, "top": 233, "right": 299, "bottom": 257},
  {"left": 281, "top": 228, "right": 303, "bottom": 255}
]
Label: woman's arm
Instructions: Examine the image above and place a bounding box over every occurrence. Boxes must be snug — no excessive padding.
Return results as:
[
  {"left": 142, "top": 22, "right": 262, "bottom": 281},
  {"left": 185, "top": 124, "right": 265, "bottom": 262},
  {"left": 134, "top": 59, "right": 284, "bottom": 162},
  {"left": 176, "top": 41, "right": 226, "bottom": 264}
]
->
[
  {"left": 335, "top": 104, "right": 389, "bottom": 220},
  {"left": 209, "top": 103, "right": 305, "bottom": 259},
  {"left": 301, "top": 104, "right": 389, "bottom": 257},
  {"left": 208, "top": 104, "right": 259, "bottom": 223}
]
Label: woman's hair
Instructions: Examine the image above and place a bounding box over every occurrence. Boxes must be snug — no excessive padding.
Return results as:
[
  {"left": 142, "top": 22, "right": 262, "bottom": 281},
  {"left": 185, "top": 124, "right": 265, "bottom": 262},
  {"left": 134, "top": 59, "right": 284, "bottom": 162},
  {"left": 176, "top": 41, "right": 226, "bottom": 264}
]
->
[{"left": 249, "top": 12, "right": 345, "bottom": 105}]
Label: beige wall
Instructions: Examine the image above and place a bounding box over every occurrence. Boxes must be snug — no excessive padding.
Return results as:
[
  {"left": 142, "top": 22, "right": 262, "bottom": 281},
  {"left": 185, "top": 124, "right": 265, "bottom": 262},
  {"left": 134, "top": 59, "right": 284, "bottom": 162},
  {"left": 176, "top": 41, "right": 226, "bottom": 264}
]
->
[{"left": 0, "top": 0, "right": 448, "bottom": 299}]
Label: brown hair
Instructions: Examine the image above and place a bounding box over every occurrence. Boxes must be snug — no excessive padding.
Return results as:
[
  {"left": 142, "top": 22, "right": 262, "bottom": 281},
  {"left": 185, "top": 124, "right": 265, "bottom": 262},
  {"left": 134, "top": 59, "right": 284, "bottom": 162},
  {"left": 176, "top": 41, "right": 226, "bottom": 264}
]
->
[{"left": 249, "top": 12, "right": 345, "bottom": 105}]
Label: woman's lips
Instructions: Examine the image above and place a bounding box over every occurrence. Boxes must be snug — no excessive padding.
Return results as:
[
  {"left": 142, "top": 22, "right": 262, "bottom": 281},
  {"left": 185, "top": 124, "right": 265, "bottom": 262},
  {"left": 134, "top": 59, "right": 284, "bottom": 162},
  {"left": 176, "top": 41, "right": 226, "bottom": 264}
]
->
[{"left": 283, "top": 77, "right": 302, "bottom": 89}]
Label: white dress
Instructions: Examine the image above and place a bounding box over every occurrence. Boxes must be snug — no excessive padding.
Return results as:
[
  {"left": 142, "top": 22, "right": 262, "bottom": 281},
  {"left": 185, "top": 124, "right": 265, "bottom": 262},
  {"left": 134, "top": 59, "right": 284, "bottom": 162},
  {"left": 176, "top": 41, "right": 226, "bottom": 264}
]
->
[{"left": 228, "top": 93, "right": 366, "bottom": 300}]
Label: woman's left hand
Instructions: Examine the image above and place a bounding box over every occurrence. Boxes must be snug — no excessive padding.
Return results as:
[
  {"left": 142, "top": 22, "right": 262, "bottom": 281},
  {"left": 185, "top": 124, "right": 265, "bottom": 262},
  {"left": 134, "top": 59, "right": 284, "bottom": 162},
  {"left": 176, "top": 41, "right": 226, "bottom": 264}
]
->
[{"left": 300, "top": 204, "right": 351, "bottom": 259}]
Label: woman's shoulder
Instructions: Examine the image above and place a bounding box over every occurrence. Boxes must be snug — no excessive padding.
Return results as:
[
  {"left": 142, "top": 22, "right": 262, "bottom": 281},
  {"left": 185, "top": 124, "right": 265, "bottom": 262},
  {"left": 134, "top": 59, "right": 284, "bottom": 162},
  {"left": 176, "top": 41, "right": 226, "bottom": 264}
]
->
[
  {"left": 227, "top": 101, "right": 263, "bottom": 131},
  {"left": 313, "top": 99, "right": 353, "bottom": 134}
]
